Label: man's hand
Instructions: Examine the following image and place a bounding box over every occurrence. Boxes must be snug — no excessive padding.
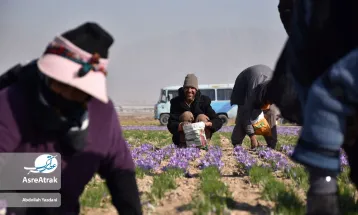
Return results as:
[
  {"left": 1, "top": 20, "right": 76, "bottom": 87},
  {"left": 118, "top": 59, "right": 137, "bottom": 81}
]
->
[
  {"left": 205, "top": 121, "right": 212, "bottom": 127},
  {"left": 249, "top": 135, "right": 259, "bottom": 149}
]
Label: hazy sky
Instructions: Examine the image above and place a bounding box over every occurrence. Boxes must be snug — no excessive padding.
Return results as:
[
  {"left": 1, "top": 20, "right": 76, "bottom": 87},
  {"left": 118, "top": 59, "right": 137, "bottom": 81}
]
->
[{"left": 0, "top": 0, "right": 287, "bottom": 105}]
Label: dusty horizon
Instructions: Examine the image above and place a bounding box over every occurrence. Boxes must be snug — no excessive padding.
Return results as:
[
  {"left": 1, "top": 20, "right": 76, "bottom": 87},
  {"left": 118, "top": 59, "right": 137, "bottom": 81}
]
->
[{"left": 0, "top": 0, "right": 287, "bottom": 106}]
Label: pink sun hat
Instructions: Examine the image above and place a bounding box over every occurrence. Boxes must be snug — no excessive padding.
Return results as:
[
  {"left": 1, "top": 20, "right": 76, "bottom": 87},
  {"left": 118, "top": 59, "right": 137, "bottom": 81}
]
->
[{"left": 37, "top": 22, "right": 114, "bottom": 104}]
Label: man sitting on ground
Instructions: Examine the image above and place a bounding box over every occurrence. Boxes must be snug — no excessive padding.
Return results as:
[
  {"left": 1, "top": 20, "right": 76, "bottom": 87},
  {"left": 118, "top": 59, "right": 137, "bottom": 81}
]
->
[{"left": 167, "top": 74, "right": 223, "bottom": 147}]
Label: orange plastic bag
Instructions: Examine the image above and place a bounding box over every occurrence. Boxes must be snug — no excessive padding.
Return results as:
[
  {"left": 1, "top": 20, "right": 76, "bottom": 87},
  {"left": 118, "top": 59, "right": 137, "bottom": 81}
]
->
[
  {"left": 261, "top": 104, "right": 271, "bottom": 111},
  {"left": 251, "top": 112, "right": 272, "bottom": 137}
]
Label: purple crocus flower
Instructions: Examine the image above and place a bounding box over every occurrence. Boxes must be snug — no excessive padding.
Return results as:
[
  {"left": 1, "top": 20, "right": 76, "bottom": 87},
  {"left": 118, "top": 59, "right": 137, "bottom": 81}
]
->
[
  {"left": 131, "top": 144, "right": 155, "bottom": 160},
  {"left": 257, "top": 146, "right": 291, "bottom": 171},
  {"left": 280, "top": 145, "right": 294, "bottom": 156},
  {"left": 163, "top": 146, "right": 200, "bottom": 171},
  {"left": 131, "top": 143, "right": 164, "bottom": 171},
  {"left": 199, "top": 146, "right": 224, "bottom": 170},
  {"left": 135, "top": 154, "right": 161, "bottom": 170},
  {"left": 121, "top": 125, "right": 301, "bottom": 135},
  {"left": 340, "top": 149, "right": 348, "bottom": 167},
  {"left": 125, "top": 141, "right": 132, "bottom": 149},
  {"left": 233, "top": 145, "right": 258, "bottom": 170},
  {"left": 161, "top": 144, "right": 176, "bottom": 158}
]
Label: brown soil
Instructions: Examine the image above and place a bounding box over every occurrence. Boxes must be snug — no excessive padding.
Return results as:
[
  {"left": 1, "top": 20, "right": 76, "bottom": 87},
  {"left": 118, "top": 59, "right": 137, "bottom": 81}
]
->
[
  {"left": 119, "top": 114, "right": 161, "bottom": 126},
  {"left": 82, "top": 135, "right": 274, "bottom": 215},
  {"left": 118, "top": 114, "right": 236, "bottom": 126},
  {"left": 141, "top": 149, "right": 207, "bottom": 214},
  {"left": 219, "top": 135, "right": 274, "bottom": 215}
]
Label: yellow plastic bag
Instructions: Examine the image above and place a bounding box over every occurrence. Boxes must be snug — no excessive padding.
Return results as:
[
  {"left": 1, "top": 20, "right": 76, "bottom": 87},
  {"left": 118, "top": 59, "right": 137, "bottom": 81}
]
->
[{"left": 251, "top": 112, "right": 272, "bottom": 137}]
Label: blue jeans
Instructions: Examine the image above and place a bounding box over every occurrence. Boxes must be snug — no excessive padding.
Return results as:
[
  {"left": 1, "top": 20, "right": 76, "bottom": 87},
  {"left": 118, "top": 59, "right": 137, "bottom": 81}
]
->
[{"left": 292, "top": 48, "right": 358, "bottom": 175}]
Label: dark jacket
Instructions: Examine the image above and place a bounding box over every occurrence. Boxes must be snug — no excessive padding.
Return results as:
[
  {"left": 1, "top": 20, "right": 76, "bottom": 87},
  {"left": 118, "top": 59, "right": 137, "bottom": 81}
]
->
[
  {"left": 278, "top": 0, "right": 295, "bottom": 34},
  {"left": 280, "top": 0, "right": 358, "bottom": 177},
  {"left": 266, "top": 0, "right": 358, "bottom": 125},
  {"left": 0, "top": 63, "right": 23, "bottom": 90},
  {"left": 0, "top": 62, "right": 142, "bottom": 215},
  {"left": 263, "top": 0, "right": 300, "bottom": 124},
  {"left": 265, "top": 46, "right": 303, "bottom": 124},
  {"left": 167, "top": 87, "right": 223, "bottom": 145},
  {"left": 284, "top": 0, "right": 357, "bottom": 89}
]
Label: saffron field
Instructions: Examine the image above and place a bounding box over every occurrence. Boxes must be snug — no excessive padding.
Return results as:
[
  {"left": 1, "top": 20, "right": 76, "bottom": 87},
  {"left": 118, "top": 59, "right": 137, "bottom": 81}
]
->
[{"left": 80, "top": 124, "right": 358, "bottom": 215}]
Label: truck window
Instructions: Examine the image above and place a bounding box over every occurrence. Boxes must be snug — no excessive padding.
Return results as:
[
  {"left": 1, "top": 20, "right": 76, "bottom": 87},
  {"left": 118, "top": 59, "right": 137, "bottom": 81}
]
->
[
  {"left": 167, "top": 90, "right": 179, "bottom": 100},
  {"left": 200, "top": 89, "right": 216, "bottom": 101},
  {"left": 159, "top": 89, "right": 166, "bottom": 102},
  {"left": 217, "top": 89, "right": 232, "bottom": 101}
]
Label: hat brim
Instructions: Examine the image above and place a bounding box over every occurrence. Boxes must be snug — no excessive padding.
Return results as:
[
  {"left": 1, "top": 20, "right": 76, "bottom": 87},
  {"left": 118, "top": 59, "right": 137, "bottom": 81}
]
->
[{"left": 37, "top": 54, "right": 108, "bottom": 103}]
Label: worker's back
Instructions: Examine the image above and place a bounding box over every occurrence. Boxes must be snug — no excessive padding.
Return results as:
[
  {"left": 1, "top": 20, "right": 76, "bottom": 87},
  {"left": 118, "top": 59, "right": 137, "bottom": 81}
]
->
[{"left": 231, "top": 64, "right": 273, "bottom": 106}]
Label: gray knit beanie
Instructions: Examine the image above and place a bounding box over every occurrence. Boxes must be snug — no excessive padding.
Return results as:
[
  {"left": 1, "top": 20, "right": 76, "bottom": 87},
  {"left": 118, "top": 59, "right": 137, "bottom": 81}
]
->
[{"left": 183, "top": 74, "right": 198, "bottom": 89}]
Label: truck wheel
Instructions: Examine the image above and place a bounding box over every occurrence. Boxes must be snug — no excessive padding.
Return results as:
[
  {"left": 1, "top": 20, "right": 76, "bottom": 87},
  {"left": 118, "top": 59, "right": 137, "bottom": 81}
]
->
[
  {"left": 159, "top": 114, "right": 170, "bottom": 126},
  {"left": 218, "top": 114, "right": 229, "bottom": 126}
]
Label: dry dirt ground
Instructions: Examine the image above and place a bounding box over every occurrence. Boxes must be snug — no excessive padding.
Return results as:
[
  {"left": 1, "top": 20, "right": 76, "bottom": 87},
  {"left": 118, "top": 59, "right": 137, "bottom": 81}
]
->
[
  {"left": 118, "top": 113, "right": 236, "bottom": 126},
  {"left": 81, "top": 134, "right": 273, "bottom": 215},
  {"left": 118, "top": 113, "right": 161, "bottom": 126},
  {"left": 219, "top": 137, "right": 273, "bottom": 215}
]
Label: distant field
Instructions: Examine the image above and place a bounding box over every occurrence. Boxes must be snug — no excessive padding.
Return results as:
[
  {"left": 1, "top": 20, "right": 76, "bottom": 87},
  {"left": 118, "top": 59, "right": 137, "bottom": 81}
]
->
[
  {"left": 119, "top": 114, "right": 237, "bottom": 126},
  {"left": 118, "top": 112, "right": 293, "bottom": 127},
  {"left": 119, "top": 113, "right": 161, "bottom": 126}
]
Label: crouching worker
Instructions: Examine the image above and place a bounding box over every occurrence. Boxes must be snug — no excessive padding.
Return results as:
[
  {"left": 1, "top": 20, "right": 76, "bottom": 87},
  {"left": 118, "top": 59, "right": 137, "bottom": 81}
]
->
[
  {"left": 231, "top": 65, "right": 279, "bottom": 149},
  {"left": 167, "top": 74, "right": 223, "bottom": 148},
  {"left": 0, "top": 22, "right": 142, "bottom": 215}
]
